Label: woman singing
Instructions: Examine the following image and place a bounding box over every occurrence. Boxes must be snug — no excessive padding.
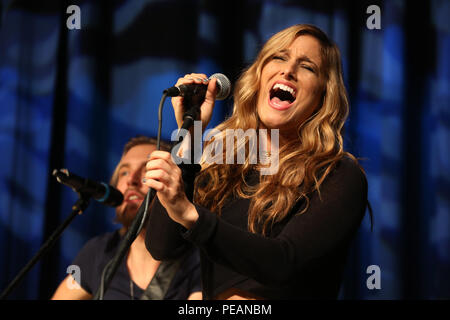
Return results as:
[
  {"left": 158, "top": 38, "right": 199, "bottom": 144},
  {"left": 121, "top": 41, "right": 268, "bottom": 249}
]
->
[{"left": 143, "top": 24, "right": 370, "bottom": 299}]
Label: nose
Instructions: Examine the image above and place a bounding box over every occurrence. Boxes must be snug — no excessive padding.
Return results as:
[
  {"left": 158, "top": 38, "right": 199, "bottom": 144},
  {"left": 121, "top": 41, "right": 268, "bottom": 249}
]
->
[
  {"left": 280, "top": 61, "right": 297, "bottom": 81},
  {"left": 126, "top": 168, "right": 142, "bottom": 187}
]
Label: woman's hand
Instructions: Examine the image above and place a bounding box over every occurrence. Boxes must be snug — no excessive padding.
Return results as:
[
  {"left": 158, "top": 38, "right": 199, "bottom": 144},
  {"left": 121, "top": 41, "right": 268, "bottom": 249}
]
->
[
  {"left": 171, "top": 73, "right": 217, "bottom": 131},
  {"left": 143, "top": 150, "right": 199, "bottom": 229}
]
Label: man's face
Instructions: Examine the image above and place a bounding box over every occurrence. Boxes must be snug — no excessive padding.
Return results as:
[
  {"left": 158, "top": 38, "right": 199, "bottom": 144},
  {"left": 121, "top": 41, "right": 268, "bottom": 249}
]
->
[{"left": 114, "top": 144, "right": 156, "bottom": 228}]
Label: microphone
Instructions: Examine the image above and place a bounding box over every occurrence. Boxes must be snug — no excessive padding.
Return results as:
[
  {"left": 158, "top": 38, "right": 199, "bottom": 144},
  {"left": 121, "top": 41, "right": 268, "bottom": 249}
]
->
[
  {"left": 164, "top": 73, "right": 231, "bottom": 101},
  {"left": 164, "top": 73, "right": 231, "bottom": 133},
  {"left": 53, "top": 169, "right": 123, "bottom": 207}
]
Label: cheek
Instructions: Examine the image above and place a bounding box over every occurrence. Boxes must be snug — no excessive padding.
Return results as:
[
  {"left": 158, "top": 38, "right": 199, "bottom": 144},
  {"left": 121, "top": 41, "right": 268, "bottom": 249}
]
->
[
  {"left": 256, "top": 88, "right": 267, "bottom": 119},
  {"left": 116, "top": 180, "right": 127, "bottom": 194},
  {"left": 259, "top": 64, "right": 277, "bottom": 92},
  {"left": 257, "top": 79, "right": 268, "bottom": 102},
  {"left": 256, "top": 98, "right": 267, "bottom": 123},
  {"left": 292, "top": 87, "right": 324, "bottom": 122},
  {"left": 299, "top": 77, "right": 324, "bottom": 105},
  {"left": 310, "top": 85, "right": 325, "bottom": 110}
]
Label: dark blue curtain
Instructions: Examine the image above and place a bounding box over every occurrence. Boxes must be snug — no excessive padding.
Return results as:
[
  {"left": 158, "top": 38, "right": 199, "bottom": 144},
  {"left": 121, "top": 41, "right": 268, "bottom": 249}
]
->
[{"left": 0, "top": 0, "right": 448, "bottom": 300}]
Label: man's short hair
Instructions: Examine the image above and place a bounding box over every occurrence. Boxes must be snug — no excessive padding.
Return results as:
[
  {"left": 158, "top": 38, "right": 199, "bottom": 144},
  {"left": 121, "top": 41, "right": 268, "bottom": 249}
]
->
[{"left": 110, "top": 136, "right": 172, "bottom": 187}]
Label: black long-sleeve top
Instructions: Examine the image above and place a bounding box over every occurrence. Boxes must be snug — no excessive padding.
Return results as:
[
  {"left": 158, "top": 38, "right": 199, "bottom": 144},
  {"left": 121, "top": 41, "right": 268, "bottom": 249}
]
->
[{"left": 145, "top": 157, "right": 368, "bottom": 299}]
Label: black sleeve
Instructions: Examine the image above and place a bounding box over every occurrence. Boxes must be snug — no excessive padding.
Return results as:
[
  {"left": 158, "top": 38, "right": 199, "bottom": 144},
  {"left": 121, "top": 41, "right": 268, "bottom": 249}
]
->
[
  {"left": 181, "top": 158, "right": 368, "bottom": 287},
  {"left": 145, "top": 162, "right": 201, "bottom": 261}
]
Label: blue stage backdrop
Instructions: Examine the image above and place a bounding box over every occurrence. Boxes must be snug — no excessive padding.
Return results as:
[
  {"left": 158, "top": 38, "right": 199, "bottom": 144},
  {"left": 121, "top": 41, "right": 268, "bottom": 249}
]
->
[{"left": 0, "top": 0, "right": 448, "bottom": 299}]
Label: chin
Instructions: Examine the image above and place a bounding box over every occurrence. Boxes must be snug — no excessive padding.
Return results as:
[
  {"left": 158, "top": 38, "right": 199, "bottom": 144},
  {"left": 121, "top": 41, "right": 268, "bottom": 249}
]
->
[
  {"left": 260, "top": 114, "right": 288, "bottom": 130},
  {"left": 259, "top": 104, "right": 288, "bottom": 127},
  {"left": 115, "top": 204, "right": 139, "bottom": 227}
]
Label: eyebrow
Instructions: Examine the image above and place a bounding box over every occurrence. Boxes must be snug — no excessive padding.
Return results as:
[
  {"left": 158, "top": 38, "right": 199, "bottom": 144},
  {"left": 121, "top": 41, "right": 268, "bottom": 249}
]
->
[
  {"left": 278, "top": 49, "right": 319, "bottom": 69},
  {"left": 117, "top": 161, "right": 147, "bottom": 171},
  {"left": 117, "top": 163, "right": 130, "bottom": 171}
]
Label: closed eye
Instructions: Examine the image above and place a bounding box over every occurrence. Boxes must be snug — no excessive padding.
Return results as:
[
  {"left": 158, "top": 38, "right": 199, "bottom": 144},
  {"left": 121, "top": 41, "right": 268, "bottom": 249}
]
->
[
  {"left": 272, "top": 55, "right": 286, "bottom": 61},
  {"left": 301, "top": 64, "right": 315, "bottom": 73}
]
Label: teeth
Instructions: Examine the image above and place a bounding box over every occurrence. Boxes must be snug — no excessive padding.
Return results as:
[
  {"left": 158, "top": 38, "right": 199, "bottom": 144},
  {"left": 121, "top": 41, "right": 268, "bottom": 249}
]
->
[
  {"left": 272, "top": 83, "right": 296, "bottom": 97},
  {"left": 128, "top": 195, "right": 139, "bottom": 200}
]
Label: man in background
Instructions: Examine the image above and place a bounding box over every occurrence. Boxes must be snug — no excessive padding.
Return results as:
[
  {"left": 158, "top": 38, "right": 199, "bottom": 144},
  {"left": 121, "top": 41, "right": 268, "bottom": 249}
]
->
[{"left": 52, "top": 136, "right": 202, "bottom": 299}]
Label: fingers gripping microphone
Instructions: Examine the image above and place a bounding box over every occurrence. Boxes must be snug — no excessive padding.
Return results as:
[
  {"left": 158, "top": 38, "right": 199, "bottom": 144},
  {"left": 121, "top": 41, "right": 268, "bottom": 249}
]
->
[
  {"left": 53, "top": 169, "right": 123, "bottom": 207},
  {"left": 165, "top": 73, "right": 231, "bottom": 133},
  {"left": 164, "top": 73, "right": 231, "bottom": 101}
]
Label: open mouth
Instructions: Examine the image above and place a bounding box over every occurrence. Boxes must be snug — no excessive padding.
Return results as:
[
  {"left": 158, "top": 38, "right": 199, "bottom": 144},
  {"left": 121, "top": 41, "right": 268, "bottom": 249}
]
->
[
  {"left": 125, "top": 191, "right": 144, "bottom": 203},
  {"left": 269, "top": 83, "right": 296, "bottom": 110}
]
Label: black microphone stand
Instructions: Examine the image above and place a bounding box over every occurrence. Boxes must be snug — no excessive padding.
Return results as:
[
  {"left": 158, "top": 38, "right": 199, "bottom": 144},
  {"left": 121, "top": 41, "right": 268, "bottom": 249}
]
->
[
  {"left": 176, "top": 84, "right": 204, "bottom": 165},
  {"left": 178, "top": 84, "right": 204, "bottom": 133},
  {"left": 0, "top": 192, "right": 91, "bottom": 300}
]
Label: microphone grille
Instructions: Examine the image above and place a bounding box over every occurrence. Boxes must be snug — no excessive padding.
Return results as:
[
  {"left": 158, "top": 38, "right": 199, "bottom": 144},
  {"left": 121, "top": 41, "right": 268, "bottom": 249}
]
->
[{"left": 209, "top": 73, "right": 231, "bottom": 100}]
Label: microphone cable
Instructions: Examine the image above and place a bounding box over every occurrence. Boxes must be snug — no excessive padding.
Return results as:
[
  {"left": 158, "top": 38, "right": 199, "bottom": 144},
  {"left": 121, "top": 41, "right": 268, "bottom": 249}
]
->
[{"left": 95, "top": 92, "right": 168, "bottom": 300}]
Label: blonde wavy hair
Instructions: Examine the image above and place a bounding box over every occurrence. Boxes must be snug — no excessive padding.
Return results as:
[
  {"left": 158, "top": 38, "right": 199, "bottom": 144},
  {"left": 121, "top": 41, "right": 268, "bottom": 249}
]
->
[{"left": 194, "top": 24, "right": 359, "bottom": 235}]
